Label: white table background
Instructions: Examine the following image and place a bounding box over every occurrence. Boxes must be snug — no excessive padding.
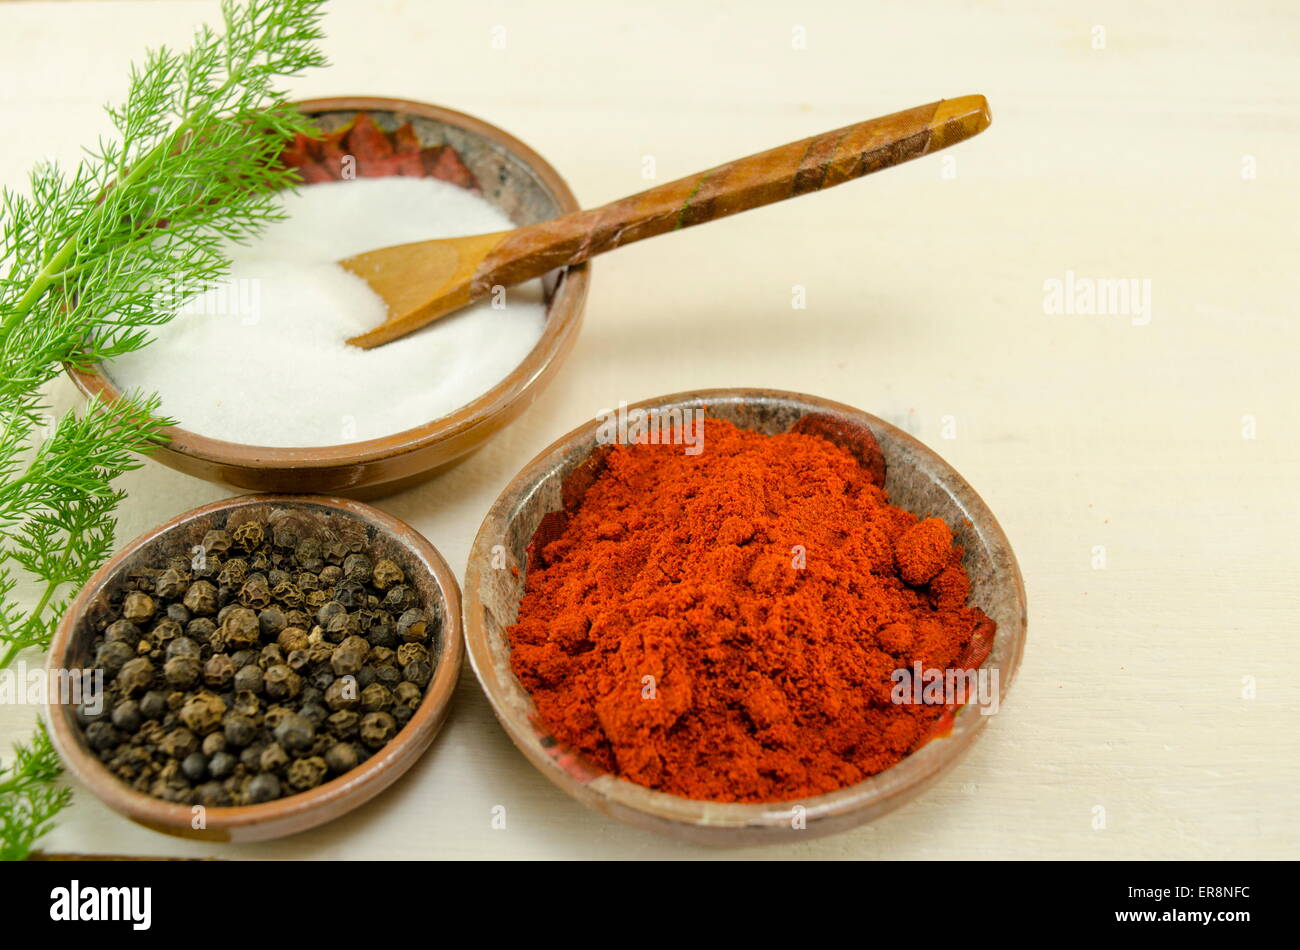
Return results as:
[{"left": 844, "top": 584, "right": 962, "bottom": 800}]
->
[{"left": 2, "top": 0, "right": 1297, "bottom": 859}]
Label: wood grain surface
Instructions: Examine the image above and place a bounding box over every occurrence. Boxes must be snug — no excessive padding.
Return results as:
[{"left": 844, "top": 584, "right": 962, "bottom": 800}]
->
[{"left": 1, "top": 0, "right": 1296, "bottom": 860}]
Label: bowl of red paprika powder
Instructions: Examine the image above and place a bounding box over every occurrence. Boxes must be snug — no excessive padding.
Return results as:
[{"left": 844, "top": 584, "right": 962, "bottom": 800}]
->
[{"left": 464, "top": 389, "right": 1026, "bottom": 844}]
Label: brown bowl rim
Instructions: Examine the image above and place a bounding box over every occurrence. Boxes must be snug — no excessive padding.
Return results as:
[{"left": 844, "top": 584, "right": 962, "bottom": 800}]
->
[
  {"left": 65, "top": 95, "right": 590, "bottom": 470},
  {"left": 463, "top": 387, "right": 1028, "bottom": 842},
  {"left": 45, "top": 493, "right": 464, "bottom": 839}
]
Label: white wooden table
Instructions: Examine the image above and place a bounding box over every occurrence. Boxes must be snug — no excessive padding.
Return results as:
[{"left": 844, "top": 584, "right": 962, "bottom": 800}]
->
[{"left": 2, "top": 0, "right": 1296, "bottom": 859}]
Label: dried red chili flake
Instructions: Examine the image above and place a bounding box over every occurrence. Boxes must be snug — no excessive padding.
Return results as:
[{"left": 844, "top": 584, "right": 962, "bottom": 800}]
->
[{"left": 281, "top": 112, "right": 479, "bottom": 190}]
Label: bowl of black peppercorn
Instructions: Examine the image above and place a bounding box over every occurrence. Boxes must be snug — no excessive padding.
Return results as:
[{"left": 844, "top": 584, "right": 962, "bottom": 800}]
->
[{"left": 46, "top": 493, "right": 462, "bottom": 842}]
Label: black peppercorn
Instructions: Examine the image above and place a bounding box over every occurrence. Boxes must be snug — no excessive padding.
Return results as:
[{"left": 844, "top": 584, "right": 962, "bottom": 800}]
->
[
  {"left": 185, "top": 616, "right": 216, "bottom": 643},
  {"left": 217, "top": 559, "right": 246, "bottom": 588},
  {"left": 402, "top": 659, "right": 433, "bottom": 687},
  {"left": 258, "top": 605, "right": 287, "bottom": 637},
  {"left": 259, "top": 743, "right": 289, "bottom": 772},
  {"left": 287, "top": 756, "right": 327, "bottom": 790},
  {"left": 104, "top": 619, "right": 142, "bottom": 646},
  {"left": 273, "top": 713, "right": 316, "bottom": 755},
  {"left": 324, "top": 676, "right": 358, "bottom": 711},
  {"left": 183, "top": 580, "right": 218, "bottom": 616},
  {"left": 203, "top": 653, "right": 235, "bottom": 689},
  {"left": 246, "top": 772, "right": 280, "bottom": 803},
  {"left": 232, "top": 520, "right": 264, "bottom": 552},
  {"left": 223, "top": 712, "right": 257, "bottom": 747},
  {"left": 85, "top": 721, "right": 120, "bottom": 751},
  {"left": 165, "top": 636, "right": 199, "bottom": 660},
  {"left": 232, "top": 664, "right": 263, "bottom": 695},
  {"left": 94, "top": 640, "right": 135, "bottom": 677},
  {"left": 159, "top": 727, "right": 198, "bottom": 759},
  {"left": 240, "top": 574, "right": 272, "bottom": 609},
  {"left": 262, "top": 705, "right": 292, "bottom": 731},
  {"left": 208, "top": 751, "right": 237, "bottom": 780},
  {"left": 140, "top": 690, "right": 167, "bottom": 720},
  {"left": 196, "top": 781, "right": 229, "bottom": 807},
  {"left": 371, "top": 558, "right": 403, "bottom": 591},
  {"left": 367, "top": 620, "right": 397, "bottom": 649},
  {"left": 181, "top": 752, "right": 208, "bottom": 782},
  {"left": 393, "top": 681, "right": 422, "bottom": 710},
  {"left": 359, "top": 711, "right": 396, "bottom": 749},
  {"left": 231, "top": 690, "right": 260, "bottom": 717},
  {"left": 360, "top": 683, "right": 392, "bottom": 713},
  {"left": 326, "top": 709, "right": 359, "bottom": 738},
  {"left": 324, "top": 742, "right": 359, "bottom": 774},
  {"left": 330, "top": 636, "right": 369, "bottom": 676},
  {"left": 222, "top": 606, "right": 260, "bottom": 649},
  {"left": 150, "top": 619, "right": 183, "bottom": 650},
  {"left": 263, "top": 664, "right": 301, "bottom": 700},
  {"left": 277, "top": 626, "right": 309, "bottom": 653},
  {"left": 298, "top": 702, "right": 328, "bottom": 728},
  {"left": 395, "top": 643, "right": 426, "bottom": 667},
  {"left": 271, "top": 522, "right": 298, "bottom": 550},
  {"left": 121, "top": 591, "right": 155, "bottom": 624},
  {"left": 179, "top": 692, "right": 226, "bottom": 735},
  {"left": 396, "top": 608, "right": 429, "bottom": 642},
  {"left": 111, "top": 699, "right": 142, "bottom": 733},
  {"left": 295, "top": 536, "right": 323, "bottom": 565},
  {"left": 332, "top": 580, "right": 364, "bottom": 608},
  {"left": 201, "top": 732, "right": 226, "bottom": 757},
  {"left": 156, "top": 568, "right": 188, "bottom": 600},
  {"left": 384, "top": 586, "right": 413, "bottom": 613},
  {"left": 341, "top": 553, "right": 371, "bottom": 584},
  {"left": 163, "top": 655, "right": 200, "bottom": 689},
  {"left": 272, "top": 581, "right": 303, "bottom": 607},
  {"left": 258, "top": 643, "right": 285, "bottom": 670},
  {"left": 117, "top": 656, "right": 154, "bottom": 695},
  {"left": 201, "top": 529, "right": 232, "bottom": 556}
]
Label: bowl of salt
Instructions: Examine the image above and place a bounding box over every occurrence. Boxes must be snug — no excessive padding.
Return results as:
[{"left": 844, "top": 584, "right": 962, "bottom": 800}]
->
[{"left": 67, "top": 97, "right": 590, "bottom": 499}]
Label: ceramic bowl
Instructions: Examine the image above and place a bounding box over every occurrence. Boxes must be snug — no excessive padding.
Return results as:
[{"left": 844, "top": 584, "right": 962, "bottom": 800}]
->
[
  {"left": 464, "top": 388, "right": 1027, "bottom": 845},
  {"left": 46, "top": 493, "right": 462, "bottom": 842},
  {"left": 67, "top": 96, "right": 590, "bottom": 499}
]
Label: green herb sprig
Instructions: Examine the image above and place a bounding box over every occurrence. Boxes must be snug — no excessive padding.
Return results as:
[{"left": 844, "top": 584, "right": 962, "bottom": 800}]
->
[
  {"left": 0, "top": 0, "right": 327, "bottom": 859},
  {"left": 0, "top": 721, "right": 72, "bottom": 862}
]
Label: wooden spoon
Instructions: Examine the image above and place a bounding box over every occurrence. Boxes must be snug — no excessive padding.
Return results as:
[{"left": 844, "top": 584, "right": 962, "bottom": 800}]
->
[{"left": 341, "top": 95, "right": 991, "bottom": 348}]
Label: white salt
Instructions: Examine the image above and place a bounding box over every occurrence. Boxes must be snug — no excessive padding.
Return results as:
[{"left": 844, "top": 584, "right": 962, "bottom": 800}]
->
[{"left": 106, "top": 177, "right": 548, "bottom": 447}]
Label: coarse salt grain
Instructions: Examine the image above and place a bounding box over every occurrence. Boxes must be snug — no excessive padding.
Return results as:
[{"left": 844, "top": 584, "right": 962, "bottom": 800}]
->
[{"left": 106, "top": 177, "right": 548, "bottom": 447}]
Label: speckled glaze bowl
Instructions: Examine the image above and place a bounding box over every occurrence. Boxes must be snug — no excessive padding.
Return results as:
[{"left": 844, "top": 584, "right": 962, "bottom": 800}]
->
[
  {"left": 66, "top": 97, "right": 590, "bottom": 499},
  {"left": 465, "top": 388, "right": 1027, "bottom": 845},
  {"left": 46, "top": 493, "right": 462, "bottom": 842}
]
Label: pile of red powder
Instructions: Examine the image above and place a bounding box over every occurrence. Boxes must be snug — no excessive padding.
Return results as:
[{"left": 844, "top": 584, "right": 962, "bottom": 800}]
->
[{"left": 507, "top": 417, "right": 995, "bottom": 802}]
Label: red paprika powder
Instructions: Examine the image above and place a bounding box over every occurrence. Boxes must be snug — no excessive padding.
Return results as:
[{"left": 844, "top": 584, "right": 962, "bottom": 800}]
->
[{"left": 508, "top": 417, "right": 995, "bottom": 803}]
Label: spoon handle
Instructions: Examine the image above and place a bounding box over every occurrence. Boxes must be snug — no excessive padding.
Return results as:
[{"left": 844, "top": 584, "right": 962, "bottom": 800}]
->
[{"left": 471, "top": 95, "right": 989, "bottom": 294}]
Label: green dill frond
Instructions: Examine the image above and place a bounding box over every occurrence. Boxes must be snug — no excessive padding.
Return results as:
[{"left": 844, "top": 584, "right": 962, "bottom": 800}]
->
[
  {"left": 0, "top": 721, "right": 74, "bottom": 861},
  {"left": 0, "top": 0, "right": 327, "bottom": 861}
]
